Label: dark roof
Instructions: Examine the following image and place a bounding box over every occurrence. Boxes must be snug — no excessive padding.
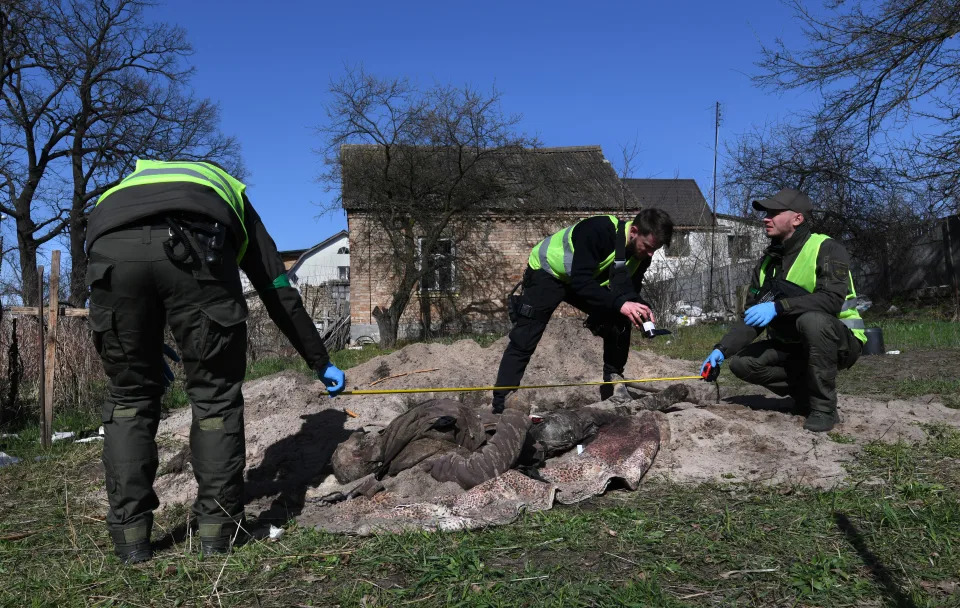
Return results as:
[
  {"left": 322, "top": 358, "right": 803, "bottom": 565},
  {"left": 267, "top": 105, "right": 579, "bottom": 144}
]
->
[
  {"left": 341, "top": 144, "right": 639, "bottom": 212},
  {"left": 622, "top": 179, "right": 713, "bottom": 228},
  {"left": 278, "top": 248, "right": 308, "bottom": 259}
]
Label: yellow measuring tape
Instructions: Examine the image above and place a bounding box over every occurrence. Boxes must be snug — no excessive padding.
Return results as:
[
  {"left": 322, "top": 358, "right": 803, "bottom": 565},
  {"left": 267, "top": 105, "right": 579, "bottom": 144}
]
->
[{"left": 341, "top": 375, "right": 703, "bottom": 396}]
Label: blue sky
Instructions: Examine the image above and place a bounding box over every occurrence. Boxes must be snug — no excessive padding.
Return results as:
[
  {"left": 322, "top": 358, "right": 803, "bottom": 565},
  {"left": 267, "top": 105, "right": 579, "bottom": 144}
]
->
[{"left": 147, "top": 0, "right": 820, "bottom": 251}]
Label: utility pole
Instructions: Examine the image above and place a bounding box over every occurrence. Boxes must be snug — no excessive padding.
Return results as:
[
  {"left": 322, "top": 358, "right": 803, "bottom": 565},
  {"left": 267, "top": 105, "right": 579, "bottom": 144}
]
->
[{"left": 708, "top": 102, "right": 720, "bottom": 310}]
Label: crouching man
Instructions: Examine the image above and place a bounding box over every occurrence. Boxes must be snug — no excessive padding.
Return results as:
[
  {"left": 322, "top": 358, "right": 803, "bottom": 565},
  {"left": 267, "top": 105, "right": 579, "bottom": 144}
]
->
[{"left": 700, "top": 188, "right": 866, "bottom": 432}]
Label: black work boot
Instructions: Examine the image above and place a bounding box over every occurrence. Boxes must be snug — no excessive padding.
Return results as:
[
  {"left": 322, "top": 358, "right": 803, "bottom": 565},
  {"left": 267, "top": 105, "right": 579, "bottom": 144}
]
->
[
  {"left": 110, "top": 525, "right": 153, "bottom": 564},
  {"left": 803, "top": 409, "right": 838, "bottom": 433},
  {"left": 198, "top": 522, "right": 237, "bottom": 558}
]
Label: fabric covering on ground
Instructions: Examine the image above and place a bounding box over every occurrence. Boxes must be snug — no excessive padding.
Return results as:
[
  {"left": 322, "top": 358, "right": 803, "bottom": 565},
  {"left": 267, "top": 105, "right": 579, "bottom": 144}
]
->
[
  {"left": 83, "top": 319, "right": 960, "bottom": 536},
  {"left": 307, "top": 410, "right": 659, "bottom": 534}
]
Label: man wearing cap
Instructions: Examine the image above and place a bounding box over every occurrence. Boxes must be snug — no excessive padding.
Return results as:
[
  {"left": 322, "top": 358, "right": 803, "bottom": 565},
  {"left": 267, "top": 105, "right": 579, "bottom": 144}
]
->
[{"left": 699, "top": 188, "right": 867, "bottom": 432}]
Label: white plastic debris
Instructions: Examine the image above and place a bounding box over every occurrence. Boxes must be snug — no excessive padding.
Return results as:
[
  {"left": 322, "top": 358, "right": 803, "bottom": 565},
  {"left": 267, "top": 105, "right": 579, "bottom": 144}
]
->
[
  {"left": 0, "top": 433, "right": 18, "bottom": 439},
  {"left": 886, "top": 350, "right": 901, "bottom": 355},
  {"left": 675, "top": 301, "right": 703, "bottom": 317},
  {"left": 854, "top": 296, "right": 873, "bottom": 313},
  {"left": 576, "top": 444, "right": 584, "bottom": 455},
  {"left": 268, "top": 525, "right": 285, "bottom": 541},
  {"left": 0, "top": 451, "right": 21, "bottom": 467},
  {"left": 75, "top": 435, "right": 103, "bottom": 443},
  {"left": 51, "top": 431, "right": 75, "bottom": 442}
]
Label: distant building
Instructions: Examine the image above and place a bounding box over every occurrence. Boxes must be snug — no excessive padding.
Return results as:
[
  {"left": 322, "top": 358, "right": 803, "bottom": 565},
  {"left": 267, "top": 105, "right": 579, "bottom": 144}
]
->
[
  {"left": 622, "top": 179, "right": 766, "bottom": 281},
  {"left": 287, "top": 230, "right": 350, "bottom": 286},
  {"left": 343, "top": 145, "right": 767, "bottom": 341}
]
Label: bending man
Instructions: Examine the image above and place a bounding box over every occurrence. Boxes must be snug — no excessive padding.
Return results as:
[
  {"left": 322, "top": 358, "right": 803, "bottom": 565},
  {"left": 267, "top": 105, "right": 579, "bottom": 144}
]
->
[
  {"left": 493, "top": 209, "right": 673, "bottom": 412},
  {"left": 86, "top": 160, "right": 346, "bottom": 563}
]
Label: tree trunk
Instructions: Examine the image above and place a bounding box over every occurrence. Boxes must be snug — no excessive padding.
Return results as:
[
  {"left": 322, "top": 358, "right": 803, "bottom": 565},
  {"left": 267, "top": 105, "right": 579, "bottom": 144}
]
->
[
  {"left": 372, "top": 305, "right": 400, "bottom": 348},
  {"left": 418, "top": 290, "right": 433, "bottom": 340},
  {"left": 17, "top": 226, "right": 40, "bottom": 306},
  {"left": 68, "top": 211, "right": 88, "bottom": 306}
]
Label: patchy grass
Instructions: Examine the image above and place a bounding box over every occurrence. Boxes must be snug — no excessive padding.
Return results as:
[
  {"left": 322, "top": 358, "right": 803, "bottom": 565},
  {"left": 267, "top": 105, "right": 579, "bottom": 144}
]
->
[
  {"left": 876, "top": 319, "right": 960, "bottom": 350},
  {"left": 2, "top": 425, "right": 959, "bottom": 606},
  {"left": 2, "top": 322, "right": 959, "bottom": 607},
  {"left": 636, "top": 318, "right": 960, "bottom": 401},
  {"left": 633, "top": 323, "right": 728, "bottom": 361}
]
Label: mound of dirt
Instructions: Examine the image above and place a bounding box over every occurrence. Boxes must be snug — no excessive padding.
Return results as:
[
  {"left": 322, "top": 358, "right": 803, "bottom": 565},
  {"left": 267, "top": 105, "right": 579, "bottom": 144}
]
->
[{"left": 132, "top": 319, "right": 957, "bottom": 532}]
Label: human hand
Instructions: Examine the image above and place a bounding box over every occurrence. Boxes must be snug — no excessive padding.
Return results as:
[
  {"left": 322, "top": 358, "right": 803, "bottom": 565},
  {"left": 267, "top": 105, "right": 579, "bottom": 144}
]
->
[
  {"left": 619, "top": 301, "right": 654, "bottom": 328},
  {"left": 317, "top": 363, "right": 346, "bottom": 397},
  {"left": 700, "top": 348, "right": 724, "bottom": 381},
  {"left": 743, "top": 302, "right": 778, "bottom": 327}
]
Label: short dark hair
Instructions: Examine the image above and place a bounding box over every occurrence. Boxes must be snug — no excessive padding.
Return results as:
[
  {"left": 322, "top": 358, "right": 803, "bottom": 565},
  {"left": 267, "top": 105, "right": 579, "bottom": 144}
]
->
[{"left": 633, "top": 208, "right": 673, "bottom": 247}]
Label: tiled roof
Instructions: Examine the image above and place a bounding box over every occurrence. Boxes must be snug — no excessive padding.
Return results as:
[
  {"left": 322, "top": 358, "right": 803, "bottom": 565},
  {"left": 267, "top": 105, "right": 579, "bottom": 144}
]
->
[
  {"left": 622, "top": 179, "right": 714, "bottom": 228},
  {"left": 341, "top": 145, "right": 639, "bottom": 213}
]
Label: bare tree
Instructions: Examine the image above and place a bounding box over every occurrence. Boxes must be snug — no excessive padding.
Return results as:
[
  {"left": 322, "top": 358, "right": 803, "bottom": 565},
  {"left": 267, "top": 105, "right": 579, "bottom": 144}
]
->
[
  {"left": 318, "top": 67, "right": 540, "bottom": 347},
  {"left": 0, "top": 0, "right": 241, "bottom": 306},
  {"left": 723, "top": 121, "right": 931, "bottom": 298},
  {"left": 755, "top": 0, "right": 960, "bottom": 213},
  {"left": 615, "top": 135, "right": 643, "bottom": 211}
]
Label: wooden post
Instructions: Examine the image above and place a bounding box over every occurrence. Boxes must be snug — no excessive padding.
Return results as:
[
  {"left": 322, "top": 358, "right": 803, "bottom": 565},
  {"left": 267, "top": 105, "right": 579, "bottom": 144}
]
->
[
  {"left": 43, "top": 251, "right": 60, "bottom": 449},
  {"left": 37, "top": 265, "right": 47, "bottom": 448},
  {"left": 736, "top": 285, "right": 749, "bottom": 315}
]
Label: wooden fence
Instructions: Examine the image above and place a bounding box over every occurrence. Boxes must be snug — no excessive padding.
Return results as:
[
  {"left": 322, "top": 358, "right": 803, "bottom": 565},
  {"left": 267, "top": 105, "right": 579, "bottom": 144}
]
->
[{"left": 4, "top": 251, "right": 90, "bottom": 448}]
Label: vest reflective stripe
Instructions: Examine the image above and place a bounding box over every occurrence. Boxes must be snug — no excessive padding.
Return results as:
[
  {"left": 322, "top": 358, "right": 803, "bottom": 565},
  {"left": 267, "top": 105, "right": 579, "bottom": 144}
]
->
[
  {"left": 758, "top": 232, "right": 867, "bottom": 344},
  {"left": 97, "top": 160, "right": 249, "bottom": 262},
  {"left": 528, "top": 216, "right": 637, "bottom": 284},
  {"left": 534, "top": 226, "right": 575, "bottom": 280}
]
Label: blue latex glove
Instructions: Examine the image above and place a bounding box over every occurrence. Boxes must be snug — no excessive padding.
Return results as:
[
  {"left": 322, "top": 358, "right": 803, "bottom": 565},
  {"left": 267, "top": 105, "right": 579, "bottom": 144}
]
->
[
  {"left": 743, "top": 301, "right": 778, "bottom": 327},
  {"left": 161, "top": 344, "right": 180, "bottom": 388},
  {"left": 700, "top": 349, "right": 724, "bottom": 377},
  {"left": 318, "top": 363, "right": 346, "bottom": 397}
]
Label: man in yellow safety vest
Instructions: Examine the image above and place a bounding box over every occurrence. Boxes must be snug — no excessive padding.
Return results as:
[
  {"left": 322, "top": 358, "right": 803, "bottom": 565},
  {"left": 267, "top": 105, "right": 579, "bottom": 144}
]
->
[
  {"left": 700, "top": 188, "right": 866, "bottom": 432},
  {"left": 493, "top": 209, "right": 674, "bottom": 412},
  {"left": 87, "top": 159, "right": 346, "bottom": 563}
]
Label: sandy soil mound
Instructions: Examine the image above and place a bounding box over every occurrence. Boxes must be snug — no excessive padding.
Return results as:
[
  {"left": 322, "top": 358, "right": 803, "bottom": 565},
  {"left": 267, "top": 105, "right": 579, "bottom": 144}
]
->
[{"left": 140, "top": 319, "right": 957, "bottom": 529}]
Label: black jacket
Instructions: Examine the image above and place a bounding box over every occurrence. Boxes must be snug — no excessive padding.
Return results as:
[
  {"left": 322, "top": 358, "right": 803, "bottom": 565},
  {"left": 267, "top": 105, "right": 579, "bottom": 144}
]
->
[
  {"left": 567, "top": 215, "right": 651, "bottom": 313},
  {"left": 86, "top": 182, "right": 331, "bottom": 370},
  {"left": 719, "top": 223, "right": 852, "bottom": 356}
]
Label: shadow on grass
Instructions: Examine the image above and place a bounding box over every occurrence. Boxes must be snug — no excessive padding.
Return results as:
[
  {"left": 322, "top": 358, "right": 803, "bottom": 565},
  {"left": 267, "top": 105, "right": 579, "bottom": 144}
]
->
[{"left": 834, "top": 512, "right": 919, "bottom": 608}]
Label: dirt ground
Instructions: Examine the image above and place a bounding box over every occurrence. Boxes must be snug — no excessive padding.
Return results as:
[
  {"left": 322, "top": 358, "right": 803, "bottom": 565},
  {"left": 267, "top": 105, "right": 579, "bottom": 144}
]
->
[{"left": 143, "top": 319, "right": 958, "bottom": 528}]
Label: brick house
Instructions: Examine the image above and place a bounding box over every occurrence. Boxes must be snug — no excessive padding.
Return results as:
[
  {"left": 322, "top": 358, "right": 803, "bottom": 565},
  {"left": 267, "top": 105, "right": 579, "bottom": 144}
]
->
[
  {"left": 344, "top": 145, "right": 647, "bottom": 342},
  {"left": 343, "top": 146, "right": 768, "bottom": 342}
]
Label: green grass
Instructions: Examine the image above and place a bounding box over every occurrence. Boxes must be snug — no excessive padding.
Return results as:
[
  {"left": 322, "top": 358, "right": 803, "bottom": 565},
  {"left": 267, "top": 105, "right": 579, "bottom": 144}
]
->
[
  {"left": 635, "top": 317, "right": 960, "bottom": 401},
  {"left": 872, "top": 319, "right": 960, "bottom": 350},
  {"left": 636, "top": 316, "right": 960, "bottom": 363},
  {"left": 633, "top": 323, "right": 728, "bottom": 361},
  {"left": 2, "top": 425, "right": 960, "bottom": 606},
  {"left": 2, "top": 319, "right": 959, "bottom": 606}
]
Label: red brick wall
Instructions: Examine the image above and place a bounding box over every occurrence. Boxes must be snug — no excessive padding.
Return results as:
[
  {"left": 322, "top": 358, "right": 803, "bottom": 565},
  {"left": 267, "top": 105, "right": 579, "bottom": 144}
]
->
[{"left": 348, "top": 210, "right": 628, "bottom": 334}]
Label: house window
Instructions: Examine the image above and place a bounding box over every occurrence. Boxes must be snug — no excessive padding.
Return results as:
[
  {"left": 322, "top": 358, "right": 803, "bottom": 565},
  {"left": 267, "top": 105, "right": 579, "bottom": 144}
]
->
[
  {"left": 728, "top": 235, "right": 751, "bottom": 260},
  {"left": 665, "top": 232, "right": 691, "bottom": 258},
  {"left": 338, "top": 266, "right": 350, "bottom": 281},
  {"left": 419, "top": 238, "right": 456, "bottom": 292},
  {"left": 337, "top": 246, "right": 349, "bottom": 254}
]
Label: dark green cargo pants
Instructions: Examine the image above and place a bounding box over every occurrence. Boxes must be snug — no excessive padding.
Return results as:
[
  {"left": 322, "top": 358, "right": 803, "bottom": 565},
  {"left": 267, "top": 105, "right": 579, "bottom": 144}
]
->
[
  {"left": 88, "top": 225, "right": 248, "bottom": 544},
  {"left": 727, "top": 311, "right": 862, "bottom": 414}
]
